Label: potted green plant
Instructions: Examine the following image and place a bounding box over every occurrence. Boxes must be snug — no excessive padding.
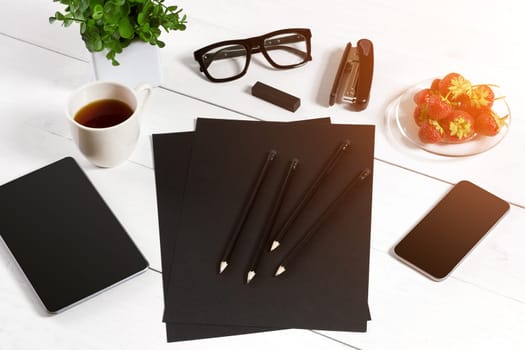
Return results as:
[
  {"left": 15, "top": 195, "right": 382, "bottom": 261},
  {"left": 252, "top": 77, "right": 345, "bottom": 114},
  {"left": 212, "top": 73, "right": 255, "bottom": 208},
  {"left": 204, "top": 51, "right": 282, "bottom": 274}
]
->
[{"left": 49, "top": 0, "right": 187, "bottom": 86}]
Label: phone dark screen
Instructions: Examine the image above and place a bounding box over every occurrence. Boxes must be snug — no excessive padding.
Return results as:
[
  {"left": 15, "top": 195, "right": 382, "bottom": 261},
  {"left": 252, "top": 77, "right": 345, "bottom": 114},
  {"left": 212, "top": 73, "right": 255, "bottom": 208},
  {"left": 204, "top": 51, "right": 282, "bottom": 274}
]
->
[{"left": 394, "top": 181, "right": 509, "bottom": 280}]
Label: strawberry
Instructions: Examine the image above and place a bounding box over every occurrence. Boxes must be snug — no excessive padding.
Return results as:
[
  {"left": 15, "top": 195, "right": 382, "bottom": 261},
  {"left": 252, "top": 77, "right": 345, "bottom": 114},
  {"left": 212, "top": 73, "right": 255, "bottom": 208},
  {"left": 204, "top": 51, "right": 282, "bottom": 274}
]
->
[
  {"left": 413, "top": 104, "right": 429, "bottom": 126},
  {"left": 413, "top": 88, "right": 432, "bottom": 105},
  {"left": 469, "top": 84, "right": 495, "bottom": 110},
  {"left": 456, "top": 93, "right": 476, "bottom": 115},
  {"left": 441, "top": 110, "right": 475, "bottom": 142},
  {"left": 439, "top": 72, "right": 472, "bottom": 101},
  {"left": 430, "top": 78, "right": 441, "bottom": 91},
  {"left": 426, "top": 94, "right": 452, "bottom": 120},
  {"left": 457, "top": 85, "right": 498, "bottom": 118},
  {"left": 418, "top": 119, "right": 444, "bottom": 143},
  {"left": 474, "top": 110, "right": 508, "bottom": 136}
]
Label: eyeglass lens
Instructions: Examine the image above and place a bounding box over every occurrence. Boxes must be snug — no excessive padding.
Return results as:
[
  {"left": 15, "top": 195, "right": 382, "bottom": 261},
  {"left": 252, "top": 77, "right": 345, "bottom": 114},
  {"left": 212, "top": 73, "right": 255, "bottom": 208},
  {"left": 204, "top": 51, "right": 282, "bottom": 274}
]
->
[
  {"left": 264, "top": 33, "right": 308, "bottom": 66},
  {"left": 203, "top": 44, "right": 249, "bottom": 80},
  {"left": 201, "top": 31, "right": 308, "bottom": 80}
]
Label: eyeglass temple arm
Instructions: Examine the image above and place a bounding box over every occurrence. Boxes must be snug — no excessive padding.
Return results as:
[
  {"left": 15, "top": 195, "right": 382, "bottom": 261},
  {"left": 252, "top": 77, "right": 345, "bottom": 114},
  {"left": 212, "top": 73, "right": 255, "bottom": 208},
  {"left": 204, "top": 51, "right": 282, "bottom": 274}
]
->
[{"left": 201, "top": 34, "right": 308, "bottom": 69}]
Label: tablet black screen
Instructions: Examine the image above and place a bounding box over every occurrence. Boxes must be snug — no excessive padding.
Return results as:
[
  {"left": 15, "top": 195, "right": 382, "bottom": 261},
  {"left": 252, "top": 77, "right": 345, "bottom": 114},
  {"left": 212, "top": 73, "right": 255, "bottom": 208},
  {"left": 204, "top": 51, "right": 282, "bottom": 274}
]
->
[{"left": 0, "top": 157, "right": 148, "bottom": 313}]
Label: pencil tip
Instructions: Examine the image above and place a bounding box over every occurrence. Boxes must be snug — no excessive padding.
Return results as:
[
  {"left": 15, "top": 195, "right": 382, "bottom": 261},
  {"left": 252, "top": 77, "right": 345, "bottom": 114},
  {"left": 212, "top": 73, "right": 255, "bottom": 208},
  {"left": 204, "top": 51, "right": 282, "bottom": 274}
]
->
[
  {"left": 219, "top": 261, "right": 228, "bottom": 274},
  {"left": 246, "top": 271, "right": 256, "bottom": 284},
  {"left": 275, "top": 265, "right": 286, "bottom": 276},
  {"left": 270, "top": 241, "right": 280, "bottom": 251}
]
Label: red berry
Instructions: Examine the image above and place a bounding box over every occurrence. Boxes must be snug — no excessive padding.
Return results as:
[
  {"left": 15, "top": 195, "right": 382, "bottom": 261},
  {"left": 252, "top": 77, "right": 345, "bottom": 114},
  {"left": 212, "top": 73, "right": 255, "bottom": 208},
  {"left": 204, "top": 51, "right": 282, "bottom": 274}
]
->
[
  {"left": 418, "top": 119, "right": 444, "bottom": 143},
  {"left": 430, "top": 78, "right": 441, "bottom": 91},
  {"left": 413, "top": 88, "right": 432, "bottom": 105},
  {"left": 475, "top": 110, "right": 507, "bottom": 136},
  {"left": 426, "top": 94, "right": 452, "bottom": 120},
  {"left": 439, "top": 72, "right": 471, "bottom": 101},
  {"left": 441, "top": 110, "right": 475, "bottom": 142},
  {"left": 470, "top": 84, "right": 495, "bottom": 109},
  {"left": 413, "top": 104, "right": 429, "bottom": 127},
  {"left": 456, "top": 94, "right": 476, "bottom": 116}
]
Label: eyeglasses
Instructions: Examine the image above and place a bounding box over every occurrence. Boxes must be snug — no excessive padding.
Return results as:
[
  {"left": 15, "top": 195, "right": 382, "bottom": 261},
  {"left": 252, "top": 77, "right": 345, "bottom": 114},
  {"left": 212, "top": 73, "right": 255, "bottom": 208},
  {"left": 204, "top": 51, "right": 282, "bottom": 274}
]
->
[{"left": 193, "top": 28, "right": 312, "bottom": 82}]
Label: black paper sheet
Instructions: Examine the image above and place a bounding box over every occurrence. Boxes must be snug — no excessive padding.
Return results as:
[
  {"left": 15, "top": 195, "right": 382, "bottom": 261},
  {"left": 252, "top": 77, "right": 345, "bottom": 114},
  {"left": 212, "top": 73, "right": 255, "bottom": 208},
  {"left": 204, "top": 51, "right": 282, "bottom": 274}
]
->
[
  {"left": 154, "top": 120, "right": 333, "bottom": 341},
  {"left": 152, "top": 118, "right": 374, "bottom": 341},
  {"left": 153, "top": 132, "right": 272, "bottom": 341}
]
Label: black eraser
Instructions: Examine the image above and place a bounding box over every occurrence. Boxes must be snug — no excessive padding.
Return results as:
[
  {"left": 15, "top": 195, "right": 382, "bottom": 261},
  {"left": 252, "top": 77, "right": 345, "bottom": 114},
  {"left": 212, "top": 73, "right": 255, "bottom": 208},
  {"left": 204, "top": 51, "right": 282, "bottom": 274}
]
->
[{"left": 251, "top": 81, "right": 300, "bottom": 112}]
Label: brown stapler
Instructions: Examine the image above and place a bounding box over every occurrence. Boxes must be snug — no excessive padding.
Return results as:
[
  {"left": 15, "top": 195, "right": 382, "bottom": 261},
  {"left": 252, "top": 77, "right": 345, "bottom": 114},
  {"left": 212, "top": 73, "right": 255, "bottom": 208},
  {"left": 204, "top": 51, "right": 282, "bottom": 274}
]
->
[{"left": 329, "top": 39, "right": 374, "bottom": 111}]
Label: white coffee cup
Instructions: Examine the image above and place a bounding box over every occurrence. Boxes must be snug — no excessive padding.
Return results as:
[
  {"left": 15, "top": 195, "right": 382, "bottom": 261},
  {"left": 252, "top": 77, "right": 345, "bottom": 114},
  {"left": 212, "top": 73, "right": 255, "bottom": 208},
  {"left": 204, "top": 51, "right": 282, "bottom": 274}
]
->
[{"left": 66, "top": 81, "right": 151, "bottom": 167}]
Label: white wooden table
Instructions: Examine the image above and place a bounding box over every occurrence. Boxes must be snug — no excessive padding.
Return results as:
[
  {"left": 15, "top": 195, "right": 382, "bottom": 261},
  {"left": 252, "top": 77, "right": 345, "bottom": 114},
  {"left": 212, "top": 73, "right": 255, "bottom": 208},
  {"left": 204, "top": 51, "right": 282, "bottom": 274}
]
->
[{"left": 1, "top": 1, "right": 524, "bottom": 349}]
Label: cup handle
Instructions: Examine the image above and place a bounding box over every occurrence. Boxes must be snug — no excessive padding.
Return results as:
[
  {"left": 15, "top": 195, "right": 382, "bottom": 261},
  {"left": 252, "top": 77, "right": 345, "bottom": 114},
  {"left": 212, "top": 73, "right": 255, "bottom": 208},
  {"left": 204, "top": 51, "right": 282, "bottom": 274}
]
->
[{"left": 134, "top": 83, "right": 152, "bottom": 117}]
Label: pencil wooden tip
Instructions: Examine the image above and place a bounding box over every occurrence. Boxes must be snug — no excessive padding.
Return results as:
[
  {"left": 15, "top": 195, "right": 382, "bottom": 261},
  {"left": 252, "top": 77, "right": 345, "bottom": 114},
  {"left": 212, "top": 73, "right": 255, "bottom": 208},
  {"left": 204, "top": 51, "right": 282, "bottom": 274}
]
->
[
  {"left": 219, "top": 261, "right": 228, "bottom": 274},
  {"left": 275, "top": 265, "right": 286, "bottom": 276},
  {"left": 270, "top": 241, "right": 280, "bottom": 251},
  {"left": 246, "top": 271, "right": 256, "bottom": 284}
]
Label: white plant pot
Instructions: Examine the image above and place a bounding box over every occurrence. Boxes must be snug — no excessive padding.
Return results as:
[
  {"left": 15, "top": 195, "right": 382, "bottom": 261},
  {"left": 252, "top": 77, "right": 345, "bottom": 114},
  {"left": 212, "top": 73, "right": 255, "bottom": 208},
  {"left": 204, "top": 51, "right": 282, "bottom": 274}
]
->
[{"left": 91, "top": 40, "right": 161, "bottom": 88}]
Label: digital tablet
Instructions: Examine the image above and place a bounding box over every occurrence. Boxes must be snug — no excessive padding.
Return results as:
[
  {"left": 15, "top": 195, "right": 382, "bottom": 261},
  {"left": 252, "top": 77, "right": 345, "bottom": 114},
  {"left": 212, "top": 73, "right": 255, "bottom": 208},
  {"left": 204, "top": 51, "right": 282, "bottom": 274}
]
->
[{"left": 0, "top": 157, "right": 149, "bottom": 313}]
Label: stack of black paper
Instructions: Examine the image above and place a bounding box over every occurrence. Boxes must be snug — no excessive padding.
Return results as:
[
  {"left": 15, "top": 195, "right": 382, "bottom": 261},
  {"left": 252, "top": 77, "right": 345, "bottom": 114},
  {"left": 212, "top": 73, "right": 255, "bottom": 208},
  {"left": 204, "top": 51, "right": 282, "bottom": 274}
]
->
[{"left": 152, "top": 118, "right": 375, "bottom": 342}]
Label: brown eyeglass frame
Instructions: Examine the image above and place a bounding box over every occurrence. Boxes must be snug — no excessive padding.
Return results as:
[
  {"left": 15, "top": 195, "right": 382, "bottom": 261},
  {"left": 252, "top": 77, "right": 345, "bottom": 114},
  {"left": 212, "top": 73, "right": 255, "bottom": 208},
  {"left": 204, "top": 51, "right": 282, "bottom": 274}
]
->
[{"left": 193, "top": 28, "right": 312, "bottom": 82}]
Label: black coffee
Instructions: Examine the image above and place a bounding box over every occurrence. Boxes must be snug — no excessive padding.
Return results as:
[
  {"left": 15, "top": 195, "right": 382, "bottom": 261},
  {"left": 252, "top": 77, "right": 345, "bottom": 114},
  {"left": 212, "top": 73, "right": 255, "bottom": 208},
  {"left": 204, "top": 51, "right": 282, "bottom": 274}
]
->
[{"left": 74, "top": 99, "right": 133, "bottom": 128}]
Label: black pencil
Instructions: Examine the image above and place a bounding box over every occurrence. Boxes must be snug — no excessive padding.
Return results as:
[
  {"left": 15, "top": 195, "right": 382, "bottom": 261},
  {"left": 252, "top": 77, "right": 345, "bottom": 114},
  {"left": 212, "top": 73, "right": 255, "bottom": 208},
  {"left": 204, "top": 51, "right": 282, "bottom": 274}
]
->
[
  {"left": 219, "top": 150, "right": 277, "bottom": 274},
  {"left": 269, "top": 140, "right": 351, "bottom": 252},
  {"left": 274, "top": 168, "right": 371, "bottom": 277},
  {"left": 245, "top": 158, "right": 299, "bottom": 284}
]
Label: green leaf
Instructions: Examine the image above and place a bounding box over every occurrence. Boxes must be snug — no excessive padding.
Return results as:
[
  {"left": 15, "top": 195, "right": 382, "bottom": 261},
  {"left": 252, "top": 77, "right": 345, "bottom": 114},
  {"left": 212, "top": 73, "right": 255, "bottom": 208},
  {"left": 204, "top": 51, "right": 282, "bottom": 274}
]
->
[
  {"left": 118, "top": 17, "right": 134, "bottom": 39},
  {"left": 80, "top": 1, "right": 89, "bottom": 12},
  {"left": 140, "top": 30, "right": 152, "bottom": 41},
  {"left": 69, "top": 2, "right": 78, "bottom": 13},
  {"left": 106, "top": 50, "right": 120, "bottom": 66},
  {"left": 142, "top": 0, "right": 152, "bottom": 15},
  {"left": 103, "top": 22, "right": 118, "bottom": 33},
  {"left": 152, "top": 5, "right": 160, "bottom": 17},
  {"left": 121, "top": 3, "right": 131, "bottom": 17},
  {"left": 94, "top": 38, "right": 104, "bottom": 51},
  {"left": 103, "top": 2, "right": 119, "bottom": 23},
  {"left": 137, "top": 12, "right": 146, "bottom": 25},
  {"left": 92, "top": 4, "right": 103, "bottom": 19},
  {"left": 151, "top": 27, "right": 161, "bottom": 37}
]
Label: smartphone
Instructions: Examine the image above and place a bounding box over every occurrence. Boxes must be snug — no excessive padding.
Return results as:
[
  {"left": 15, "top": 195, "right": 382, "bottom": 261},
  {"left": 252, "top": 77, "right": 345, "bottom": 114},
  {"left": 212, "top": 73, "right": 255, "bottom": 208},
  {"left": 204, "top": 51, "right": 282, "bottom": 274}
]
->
[{"left": 393, "top": 180, "right": 510, "bottom": 281}]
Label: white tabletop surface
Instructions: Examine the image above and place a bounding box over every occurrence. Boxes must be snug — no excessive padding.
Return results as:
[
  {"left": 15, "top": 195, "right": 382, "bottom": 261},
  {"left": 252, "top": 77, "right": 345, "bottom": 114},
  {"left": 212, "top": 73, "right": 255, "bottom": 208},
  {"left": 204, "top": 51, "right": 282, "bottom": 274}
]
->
[{"left": 1, "top": 1, "right": 524, "bottom": 349}]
